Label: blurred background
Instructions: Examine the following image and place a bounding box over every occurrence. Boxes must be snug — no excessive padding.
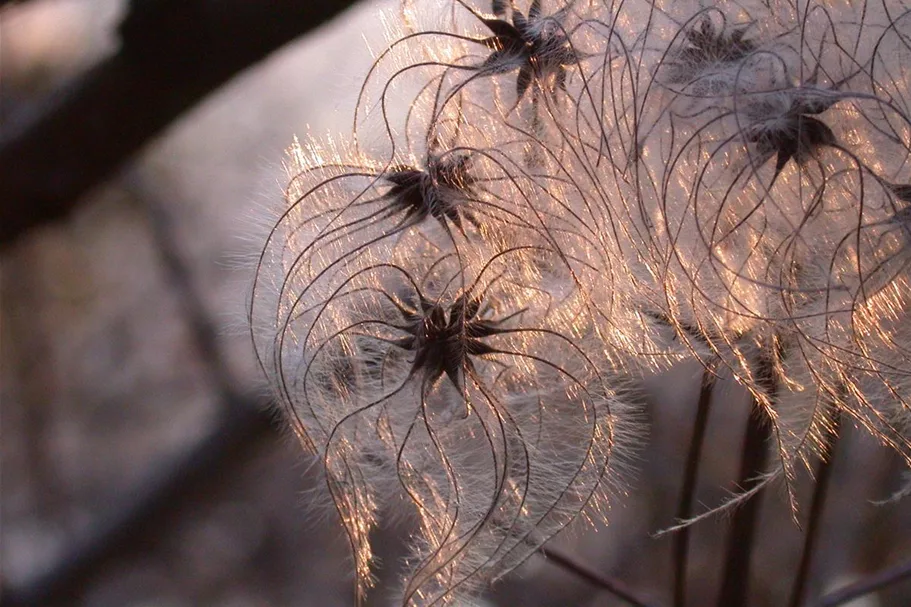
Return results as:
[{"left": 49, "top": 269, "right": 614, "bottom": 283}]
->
[{"left": 1, "top": 2, "right": 910, "bottom": 606}]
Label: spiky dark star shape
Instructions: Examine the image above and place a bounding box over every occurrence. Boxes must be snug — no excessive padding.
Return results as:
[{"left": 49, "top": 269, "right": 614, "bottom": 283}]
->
[
  {"left": 888, "top": 184, "right": 911, "bottom": 235},
  {"left": 382, "top": 153, "right": 478, "bottom": 233},
  {"left": 889, "top": 182, "right": 911, "bottom": 204},
  {"left": 392, "top": 292, "right": 509, "bottom": 391},
  {"left": 746, "top": 90, "right": 839, "bottom": 181},
  {"left": 476, "top": 0, "right": 578, "bottom": 101},
  {"left": 677, "top": 17, "right": 755, "bottom": 70}
]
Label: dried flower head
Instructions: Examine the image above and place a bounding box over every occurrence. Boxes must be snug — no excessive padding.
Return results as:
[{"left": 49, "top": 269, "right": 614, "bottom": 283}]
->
[
  {"left": 250, "top": 0, "right": 911, "bottom": 603},
  {"left": 472, "top": 0, "right": 579, "bottom": 100}
]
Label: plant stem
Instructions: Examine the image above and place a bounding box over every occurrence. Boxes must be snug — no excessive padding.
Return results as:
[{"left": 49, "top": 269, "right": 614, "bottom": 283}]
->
[
  {"left": 673, "top": 368, "right": 715, "bottom": 607},
  {"left": 815, "top": 558, "right": 911, "bottom": 607},
  {"left": 788, "top": 411, "right": 843, "bottom": 607},
  {"left": 538, "top": 545, "right": 657, "bottom": 607},
  {"left": 0, "top": 0, "right": 360, "bottom": 248},
  {"left": 716, "top": 355, "right": 775, "bottom": 607}
]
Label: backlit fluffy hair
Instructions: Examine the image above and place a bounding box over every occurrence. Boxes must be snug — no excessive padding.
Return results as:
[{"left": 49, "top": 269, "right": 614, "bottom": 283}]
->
[{"left": 250, "top": 1, "right": 911, "bottom": 604}]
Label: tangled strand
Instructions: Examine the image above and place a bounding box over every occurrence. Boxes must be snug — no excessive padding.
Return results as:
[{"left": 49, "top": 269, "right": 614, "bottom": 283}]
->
[{"left": 250, "top": 1, "right": 911, "bottom": 604}]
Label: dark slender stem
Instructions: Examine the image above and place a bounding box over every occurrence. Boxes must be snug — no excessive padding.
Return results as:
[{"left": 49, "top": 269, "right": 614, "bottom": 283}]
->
[
  {"left": 0, "top": 179, "right": 279, "bottom": 607},
  {"left": 538, "top": 546, "right": 658, "bottom": 607},
  {"left": 0, "top": 396, "right": 277, "bottom": 607},
  {"left": 716, "top": 354, "right": 775, "bottom": 607},
  {"left": 815, "top": 558, "right": 911, "bottom": 607},
  {"left": 788, "top": 411, "right": 843, "bottom": 607},
  {"left": 132, "top": 177, "right": 237, "bottom": 398},
  {"left": 0, "top": 0, "right": 359, "bottom": 248},
  {"left": 673, "top": 368, "right": 715, "bottom": 607}
]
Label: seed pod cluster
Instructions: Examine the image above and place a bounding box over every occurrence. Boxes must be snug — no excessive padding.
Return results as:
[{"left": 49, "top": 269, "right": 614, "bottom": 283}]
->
[{"left": 250, "top": 1, "right": 911, "bottom": 604}]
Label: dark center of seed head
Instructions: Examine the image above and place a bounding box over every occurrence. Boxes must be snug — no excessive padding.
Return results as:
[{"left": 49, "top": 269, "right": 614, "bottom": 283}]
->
[
  {"left": 397, "top": 295, "right": 501, "bottom": 390},
  {"left": 384, "top": 155, "right": 473, "bottom": 230}
]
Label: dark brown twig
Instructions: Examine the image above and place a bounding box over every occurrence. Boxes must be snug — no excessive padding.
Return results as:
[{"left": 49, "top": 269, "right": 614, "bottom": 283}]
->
[
  {"left": 0, "top": 0, "right": 359, "bottom": 248},
  {"left": 788, "top": 411, "right": 843, "bottom": 607},
  {"left": 673, "top": 368, "right": 715, "bottom": 607},
  {"left": 0, "top": 176, "right": 281, "bottom": 607},
  {"left": 538, "top": 545, "right": 658, "bottom": 607},
  {"left": 0, "top": 396, "right": 278, "bottom": 607},
  {"left": 717, "top": 353, "right": 774, "bottom": 607},
  {"left": 814, "top": 558, "right": 911, "bottom": 607},
  {"left": 130, "top": 176, "right": 237, "bottom": 397}
]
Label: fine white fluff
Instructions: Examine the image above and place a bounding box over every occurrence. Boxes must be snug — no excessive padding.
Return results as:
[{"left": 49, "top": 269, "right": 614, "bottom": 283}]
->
[{"left": 249, "top": 1, "right": 911, "bottom": 604}]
